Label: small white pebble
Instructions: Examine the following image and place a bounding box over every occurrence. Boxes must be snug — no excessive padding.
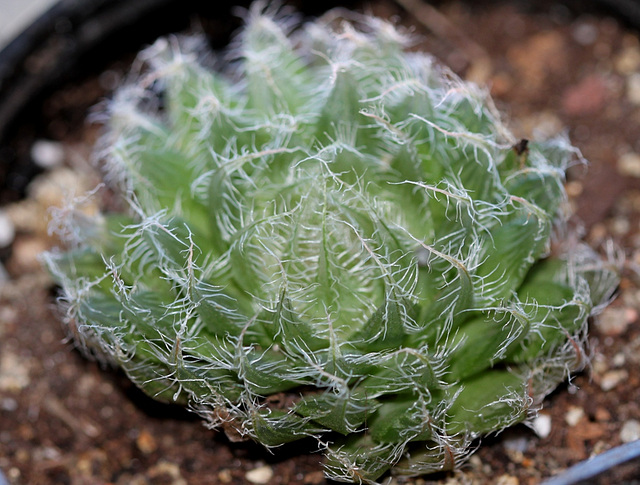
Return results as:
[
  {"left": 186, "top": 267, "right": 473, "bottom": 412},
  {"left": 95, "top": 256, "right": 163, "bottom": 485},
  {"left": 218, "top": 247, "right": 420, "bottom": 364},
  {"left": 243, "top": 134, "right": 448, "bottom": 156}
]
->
[
  {"left": 503, "top": 435, "right": 530, "bottom": 454},
  {"left": 615, "top": 46, "right": 640, "bottom": 74},
  {"left": 572, "top": 22, "right": 598, "bottom": 46},
  {"left": 218, "top": 469, "right": 233, "bottom": 483},
  {"left": 611, "top": 217, "right": 630, "bottom": 236},
  {"left": 620, "top": 419, "right": 640, "bottom": 443},
  {"left": 532, "top": 414, "right": 552, "bottom": 439},
  {"left": 468, "top": 454, "right": 483, "bottom": 469},
  {"left": 0, "top": 352, "right": 31, "bottom": 391},
  {"left": 612, "top": 352, "right": 626, "bottom": 367},
  {"left": 523, "top": 111, "right": 563, "bottom": 140},
  {"left": 246, "top": 465, "right": 274, "bottom": 484},
  {"left": 35, "top": 446, "right": 62, "bottom": 461},
  {"left": 600, "top": 369, "right": 628, "bottom": 391},
  {"left": 628, "top": 73, "right": 640, "bottom": 105},
  {"left": 1, "top": 397, "right": 18, "bottom": 412},
  {"left": 565, "top": 180, "right": 583, "bottom": 198},
  {"left": 147, "top": 461, "right": 186, "bottom": 485},
  {"left": 618, "top": 152, "right": 640, "bottom": 178},
  {"left": 591, "top": 353, "right": 609, "bottom": 376},
  {"left": 11, "top": 237, "right": 50, "bottom": 273},
  {"left": 30, "top": 139, "right": 65, "bottom": 169},
  {"left": 0, "top": 211, "right": 15, "bottom": 248},
  {"left": 7, "top": 468, "right": 20, "bottom": 480},
  {"left": 595, "top": 307, "right": 637, "bottom": 336},
  {"left": 496, "top": 474, "right": 519, "bottom": 485},
  {"left": 588, "top": 222, "right": 607, "bottom": 245},
  {"left": 565, "top": 406, "right": 585, "bottom": 427}
]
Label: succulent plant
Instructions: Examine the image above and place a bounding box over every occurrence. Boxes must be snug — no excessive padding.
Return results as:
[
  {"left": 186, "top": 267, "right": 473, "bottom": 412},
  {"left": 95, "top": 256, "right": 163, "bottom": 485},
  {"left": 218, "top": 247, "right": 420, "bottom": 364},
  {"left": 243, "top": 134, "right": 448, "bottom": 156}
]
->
[{"left": 44, "top": 4, "right": 619, "bottom": 483}]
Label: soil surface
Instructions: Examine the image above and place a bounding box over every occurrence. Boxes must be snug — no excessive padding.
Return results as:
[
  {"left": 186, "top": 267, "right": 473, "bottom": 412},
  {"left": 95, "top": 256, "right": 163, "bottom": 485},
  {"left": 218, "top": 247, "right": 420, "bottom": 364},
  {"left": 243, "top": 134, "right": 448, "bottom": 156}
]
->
[{"left": 1, "top": 1, "right": 640, "bottom": 484}]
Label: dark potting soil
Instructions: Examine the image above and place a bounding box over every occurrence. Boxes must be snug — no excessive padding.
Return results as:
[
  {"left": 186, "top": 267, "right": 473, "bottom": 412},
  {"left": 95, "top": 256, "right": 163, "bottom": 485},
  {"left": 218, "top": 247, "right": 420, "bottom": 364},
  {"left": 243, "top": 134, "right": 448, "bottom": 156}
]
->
[{"left": 1, "top": 1, "right": 640, "bottom": 484}]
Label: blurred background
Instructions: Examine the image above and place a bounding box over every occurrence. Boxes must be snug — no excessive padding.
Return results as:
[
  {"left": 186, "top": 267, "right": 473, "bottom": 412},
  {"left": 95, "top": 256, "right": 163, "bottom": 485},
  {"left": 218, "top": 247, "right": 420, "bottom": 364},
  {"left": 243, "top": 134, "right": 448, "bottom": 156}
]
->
[{"left": 0, "top": 0, "right": 55, "bottom": 47}]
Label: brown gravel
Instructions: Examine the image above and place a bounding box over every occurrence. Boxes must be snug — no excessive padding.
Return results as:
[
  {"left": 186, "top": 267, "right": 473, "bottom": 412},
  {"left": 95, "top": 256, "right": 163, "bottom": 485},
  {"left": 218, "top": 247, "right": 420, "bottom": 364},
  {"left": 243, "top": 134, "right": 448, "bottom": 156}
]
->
[{"left": 1, "top": 1, "right": 640, "bottom": 484}]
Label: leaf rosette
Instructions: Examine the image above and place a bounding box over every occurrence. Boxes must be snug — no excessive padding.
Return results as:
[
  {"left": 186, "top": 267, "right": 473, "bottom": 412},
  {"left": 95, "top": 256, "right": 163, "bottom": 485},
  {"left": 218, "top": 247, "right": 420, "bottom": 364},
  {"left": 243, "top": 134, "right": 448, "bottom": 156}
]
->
[{"left": 44, "top": 4, "right": 619, "bottom": 483}]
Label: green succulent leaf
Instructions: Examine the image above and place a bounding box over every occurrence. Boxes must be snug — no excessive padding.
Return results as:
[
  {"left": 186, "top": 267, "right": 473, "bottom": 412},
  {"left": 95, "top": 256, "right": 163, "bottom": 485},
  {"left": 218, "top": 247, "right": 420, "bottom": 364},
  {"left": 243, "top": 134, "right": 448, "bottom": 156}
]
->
[
  {"left": 295, "top": 389, "right": 375, "bottom": 435},
  {"left": 250, "top": 409, "right": 322, "bottom": 446},
  {"left": 447, "top": 370, "right": 528, "bottom": 435},
  {"left": 367, "top": 394, "right": 433, "bottom": 443}
]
